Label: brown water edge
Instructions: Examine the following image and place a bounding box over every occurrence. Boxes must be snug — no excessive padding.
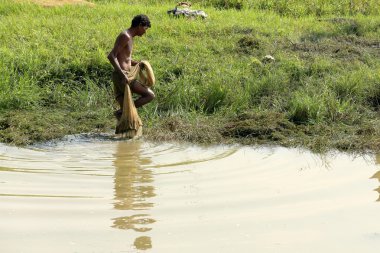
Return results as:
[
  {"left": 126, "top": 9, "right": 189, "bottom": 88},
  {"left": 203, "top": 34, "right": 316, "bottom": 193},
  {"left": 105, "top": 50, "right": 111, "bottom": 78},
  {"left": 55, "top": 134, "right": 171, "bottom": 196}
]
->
[{"left": 0, "top": 136, "right": 380, "bottom": 252}]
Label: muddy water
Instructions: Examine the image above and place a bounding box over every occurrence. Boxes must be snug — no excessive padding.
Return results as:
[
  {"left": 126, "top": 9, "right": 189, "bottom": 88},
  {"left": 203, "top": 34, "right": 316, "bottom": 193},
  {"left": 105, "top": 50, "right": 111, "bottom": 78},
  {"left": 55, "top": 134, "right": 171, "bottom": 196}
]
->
[{"left": 1, "top": 136, "right": 379, "bottom": 253}]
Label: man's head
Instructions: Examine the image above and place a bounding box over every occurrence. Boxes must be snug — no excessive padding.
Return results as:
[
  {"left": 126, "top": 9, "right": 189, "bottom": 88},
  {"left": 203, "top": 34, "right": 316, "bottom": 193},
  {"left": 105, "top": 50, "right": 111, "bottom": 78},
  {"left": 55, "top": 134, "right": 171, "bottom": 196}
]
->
[{"left": 131, "top": 14, "right": 151, "bottom": 36}]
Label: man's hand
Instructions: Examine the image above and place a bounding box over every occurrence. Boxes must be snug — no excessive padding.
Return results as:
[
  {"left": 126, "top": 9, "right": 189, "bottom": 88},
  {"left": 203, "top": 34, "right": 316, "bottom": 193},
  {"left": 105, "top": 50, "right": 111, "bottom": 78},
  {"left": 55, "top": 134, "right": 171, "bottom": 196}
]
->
[
  {"left": 121, "top": 73, "right": 129, "bottom": 85},
  {"left": 131, "top": 60, "right": 141, "bottom": 66}
]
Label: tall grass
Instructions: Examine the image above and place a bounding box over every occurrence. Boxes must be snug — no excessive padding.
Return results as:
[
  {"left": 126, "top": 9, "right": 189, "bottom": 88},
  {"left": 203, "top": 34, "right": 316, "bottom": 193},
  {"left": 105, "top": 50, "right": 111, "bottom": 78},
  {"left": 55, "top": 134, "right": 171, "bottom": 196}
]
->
[
  {"left": 94, "top": 0, "right": 380, "bottom": 16},
  {"left": 0, "top": 0, "right": 379, "bottom": 127}
]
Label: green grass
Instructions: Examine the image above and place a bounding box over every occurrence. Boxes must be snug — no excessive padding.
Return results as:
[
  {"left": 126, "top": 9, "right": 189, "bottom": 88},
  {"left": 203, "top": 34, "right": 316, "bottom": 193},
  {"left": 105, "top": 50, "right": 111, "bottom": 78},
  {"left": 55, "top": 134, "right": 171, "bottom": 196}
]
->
[
  {"left": 93, "top": 0, "right": 380, "bottom": 16},
  {"left": 0, "top": 0, "right": 379, "bottom": 153}
]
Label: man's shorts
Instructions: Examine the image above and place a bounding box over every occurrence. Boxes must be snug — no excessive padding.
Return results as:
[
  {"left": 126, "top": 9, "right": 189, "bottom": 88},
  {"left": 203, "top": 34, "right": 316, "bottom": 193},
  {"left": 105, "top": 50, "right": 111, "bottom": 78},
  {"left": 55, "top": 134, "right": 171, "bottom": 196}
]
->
[{"left": 112, "top": 71, "right": 139, "bottom": 100}]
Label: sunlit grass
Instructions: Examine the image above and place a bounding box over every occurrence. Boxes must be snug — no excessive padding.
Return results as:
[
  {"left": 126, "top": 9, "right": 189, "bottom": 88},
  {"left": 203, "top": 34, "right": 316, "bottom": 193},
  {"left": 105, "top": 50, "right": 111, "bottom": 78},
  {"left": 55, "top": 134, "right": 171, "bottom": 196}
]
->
[{"left": 0, "top": 0, "right": 379, "bottom": 150}]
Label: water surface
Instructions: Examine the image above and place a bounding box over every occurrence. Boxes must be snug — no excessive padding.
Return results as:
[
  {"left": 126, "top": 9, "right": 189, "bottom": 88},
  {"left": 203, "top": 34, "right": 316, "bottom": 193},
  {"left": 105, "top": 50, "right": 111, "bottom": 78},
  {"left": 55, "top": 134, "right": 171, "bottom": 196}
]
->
[{"left": 1, "top": 136, "right": 379, "bottom": 253}]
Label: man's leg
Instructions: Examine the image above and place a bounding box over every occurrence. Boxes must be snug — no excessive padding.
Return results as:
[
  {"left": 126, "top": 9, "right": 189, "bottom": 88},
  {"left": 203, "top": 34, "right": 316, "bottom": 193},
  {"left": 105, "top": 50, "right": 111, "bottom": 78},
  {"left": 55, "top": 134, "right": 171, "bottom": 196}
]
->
[
  {"left": 114, "top": 95, "right": 123, "bottom": 120},
  {"left": 130, "top": 80, "right": 155, "bottom": 108},
  {"left": 112, "top": 71, "right": 124, "bottom": 119},
  {"left": 116, "top": 95, "right": 123, "bottom": 110}
]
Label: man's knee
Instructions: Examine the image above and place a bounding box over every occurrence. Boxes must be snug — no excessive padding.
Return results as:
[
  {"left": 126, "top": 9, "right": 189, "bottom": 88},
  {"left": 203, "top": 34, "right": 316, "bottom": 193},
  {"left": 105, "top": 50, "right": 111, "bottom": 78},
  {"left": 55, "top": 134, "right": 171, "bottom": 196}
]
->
[
  {"left": 142, "top": 89, "right": 156, "bottom": 102},
  {"left": 146, "top": 89, "right": 155, "bottom": 101}
]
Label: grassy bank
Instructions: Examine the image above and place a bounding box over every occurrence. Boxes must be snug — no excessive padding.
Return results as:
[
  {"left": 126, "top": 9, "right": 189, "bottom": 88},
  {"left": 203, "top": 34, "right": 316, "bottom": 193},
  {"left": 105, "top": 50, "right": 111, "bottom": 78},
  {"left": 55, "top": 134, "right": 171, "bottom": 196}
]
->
[{"left": 0, "top": 0, "right": 379, "bottom": 153}]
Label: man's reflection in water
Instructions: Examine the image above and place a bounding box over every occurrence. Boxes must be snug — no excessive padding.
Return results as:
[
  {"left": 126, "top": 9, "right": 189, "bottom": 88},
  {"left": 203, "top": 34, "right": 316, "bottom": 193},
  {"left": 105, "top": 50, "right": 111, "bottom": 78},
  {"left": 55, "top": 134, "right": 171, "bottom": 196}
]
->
[
  {"left": 112, "top": 140, "right": 156, "bottom": 250},
  {"left": 371, "top": 153, "right": 380, "bottom": 201},
  {"left": 134, "top": 236, "right": 152, "bottom": 250}
]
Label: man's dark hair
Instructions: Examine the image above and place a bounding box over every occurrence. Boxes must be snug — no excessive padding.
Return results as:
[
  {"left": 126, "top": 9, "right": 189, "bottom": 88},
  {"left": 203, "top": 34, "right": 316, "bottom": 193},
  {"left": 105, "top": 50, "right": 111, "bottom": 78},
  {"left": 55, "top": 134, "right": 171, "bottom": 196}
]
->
[{"left": 131, "top": 14, "right": 151, "bottom": 28}]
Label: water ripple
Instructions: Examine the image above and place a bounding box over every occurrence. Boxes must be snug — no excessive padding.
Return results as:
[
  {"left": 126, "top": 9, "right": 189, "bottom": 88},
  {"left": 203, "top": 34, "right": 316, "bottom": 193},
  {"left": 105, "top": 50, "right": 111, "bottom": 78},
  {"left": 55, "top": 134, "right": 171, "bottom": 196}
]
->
[{"left": 0, "top": 137, "right": 379, "bottom": 253}]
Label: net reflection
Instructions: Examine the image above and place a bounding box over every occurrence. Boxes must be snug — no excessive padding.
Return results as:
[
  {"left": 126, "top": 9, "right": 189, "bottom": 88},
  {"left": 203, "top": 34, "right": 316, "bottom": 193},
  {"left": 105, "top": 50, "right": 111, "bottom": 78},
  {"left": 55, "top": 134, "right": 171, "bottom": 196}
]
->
[
  {"left": 371, "top": 153, "right": 380, "bottom": 201},
  {"left": 112, "top": 140, "right": 156, "bottom": 250}
]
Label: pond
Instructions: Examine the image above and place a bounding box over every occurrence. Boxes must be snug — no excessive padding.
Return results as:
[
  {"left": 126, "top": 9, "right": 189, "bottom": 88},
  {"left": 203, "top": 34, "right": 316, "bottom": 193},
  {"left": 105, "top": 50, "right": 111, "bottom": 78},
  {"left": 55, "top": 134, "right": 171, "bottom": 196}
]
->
[{"left": 1, "top": 135, "right": 379, "bottom": 252}]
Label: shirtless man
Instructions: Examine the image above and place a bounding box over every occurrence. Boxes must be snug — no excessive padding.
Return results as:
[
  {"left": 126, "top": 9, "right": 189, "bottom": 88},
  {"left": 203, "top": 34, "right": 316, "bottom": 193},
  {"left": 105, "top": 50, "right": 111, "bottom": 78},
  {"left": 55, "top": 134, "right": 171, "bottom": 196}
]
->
[{"left": 107, "top": 14, "right": 155, "bottom": 118}]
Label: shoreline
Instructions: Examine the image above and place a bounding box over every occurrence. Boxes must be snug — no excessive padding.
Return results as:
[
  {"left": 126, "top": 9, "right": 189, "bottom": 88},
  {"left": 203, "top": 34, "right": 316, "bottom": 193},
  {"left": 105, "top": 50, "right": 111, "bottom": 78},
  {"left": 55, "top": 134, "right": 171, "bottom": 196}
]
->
[{"left": 1, "top": 108, "right": 379, "bottom": 154}]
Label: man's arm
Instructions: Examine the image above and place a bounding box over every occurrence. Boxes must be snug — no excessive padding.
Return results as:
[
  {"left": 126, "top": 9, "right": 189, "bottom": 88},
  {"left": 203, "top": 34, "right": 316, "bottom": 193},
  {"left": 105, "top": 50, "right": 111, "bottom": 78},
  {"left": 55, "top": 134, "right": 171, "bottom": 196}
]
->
[{"left": 107, "top": 33, "right": 129, "bottom": 82}]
